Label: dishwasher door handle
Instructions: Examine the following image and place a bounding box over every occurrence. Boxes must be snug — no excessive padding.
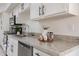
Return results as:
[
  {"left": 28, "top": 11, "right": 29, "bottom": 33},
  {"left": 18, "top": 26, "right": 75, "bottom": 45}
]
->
[{"left": 35, "top": 53, "right": 40, "bottom": 56}]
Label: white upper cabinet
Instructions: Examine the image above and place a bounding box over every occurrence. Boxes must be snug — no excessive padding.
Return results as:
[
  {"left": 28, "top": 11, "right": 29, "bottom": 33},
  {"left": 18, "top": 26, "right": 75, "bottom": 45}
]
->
[
  {"left": 1, "top": 12, "right": 9, "bottom": 31},
  {"left": 30, "top": 3, "right": 41, "bottom": 20},
  {"left": 21, "top": 3, "right": 29, "bottom": 12},
  {"left": 69, "top": 3, "right": 79, "bottom": 15},
  {"left": 13, "top": 3, "right": 30, "bottom": 23},
  {"left": 18, "top": 3, "right": 29, "bottom": 14},
  {"left": 30, "top": 3, "right": 68, "bottom": 20},
  {"left": 13, "top": 5, "right": 19, "bottom": 17},
  {"left": 44, "top": 3, "right": 68, "bottom": 16}
]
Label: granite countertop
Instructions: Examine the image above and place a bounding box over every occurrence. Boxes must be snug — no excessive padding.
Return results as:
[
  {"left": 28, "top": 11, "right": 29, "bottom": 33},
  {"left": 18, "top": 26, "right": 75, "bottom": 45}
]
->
[{"left": 8, "top": 34, "right": 79, "bottom": 56}]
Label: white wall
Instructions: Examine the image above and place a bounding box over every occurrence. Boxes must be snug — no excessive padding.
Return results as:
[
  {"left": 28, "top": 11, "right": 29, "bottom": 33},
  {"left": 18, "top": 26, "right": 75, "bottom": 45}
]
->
[
  {"left": 26, "top": 20, "right": 43, "bottom": 33},
  {"left": 17, "top": 10, "right": 30, "bottom": 24},
  {"left": 39, "top": 15, "right": 79, "bottom": 36}
]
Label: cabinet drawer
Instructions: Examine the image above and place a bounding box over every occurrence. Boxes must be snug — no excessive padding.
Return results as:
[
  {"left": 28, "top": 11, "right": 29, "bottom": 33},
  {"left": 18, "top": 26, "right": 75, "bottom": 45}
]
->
[{"left": 33, "top": 48, "right": 50, "bottom": 56}]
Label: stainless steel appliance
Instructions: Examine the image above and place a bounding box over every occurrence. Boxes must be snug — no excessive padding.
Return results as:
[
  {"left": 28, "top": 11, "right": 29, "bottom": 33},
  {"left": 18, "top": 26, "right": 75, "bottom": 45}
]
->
[{"left": 18, "top": 41, "right": 33, "bottom": 56}]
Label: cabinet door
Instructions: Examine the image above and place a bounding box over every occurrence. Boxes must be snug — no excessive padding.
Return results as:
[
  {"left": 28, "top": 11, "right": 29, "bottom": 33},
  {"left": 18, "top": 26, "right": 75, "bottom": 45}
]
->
[
  {"left": 7, "top": 42, "right": 17, "bottom": 56},
  {"left": 0, "top": 33, "right": 4, "bottom": 46},
  {"left": 11, "top": 43, "right": 18, "bottom": 56},
  {"left": 20, "top": 3, "right": 29, "bottom": 11},
  {"left": 44, "top": 3, "right": 67, "bottom": 16},
  {"left": 24, "top": 3, "right": 29, "bottom": 10},
  {"left": 13, "top": 5, "right": 19, "bottom": 17},
  {"left": 2, "top": 12, "right": 9, "bottom": 31},
  {"left": 7, "top": 37, "right": 18, "bottom": 56},
  {"left": 30, "top": 3, "right": 68, "bottom": 20},
  {"left": 7, "top": 39, "right": 12, "bottom": 56},
  {"left": 11, "top": 39, "right": 18, "bottom": 56},
  {"left": 13, "top": 5, "right": 20, "bottom": 24},
  {"left": 30, "top": 3, "right": 41, "bottom": 20}
]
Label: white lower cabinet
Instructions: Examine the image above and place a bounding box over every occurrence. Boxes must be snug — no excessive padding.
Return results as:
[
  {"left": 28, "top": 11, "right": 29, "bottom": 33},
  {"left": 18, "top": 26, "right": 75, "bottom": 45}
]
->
[
  {"left": 33, "top": 48, "right": 50, "bottom": 56},
  {"left": 0, "top": 32, "right": 4, "bottom": 46},
  {"left": 7, "top": 37, "right": 18, "bottom": 56}
]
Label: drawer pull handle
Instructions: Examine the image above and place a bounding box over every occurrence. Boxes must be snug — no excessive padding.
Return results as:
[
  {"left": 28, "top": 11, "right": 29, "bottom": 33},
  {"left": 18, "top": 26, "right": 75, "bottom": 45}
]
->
[{"left": 39, "top": 7, "right": 41, "bottom": 16}]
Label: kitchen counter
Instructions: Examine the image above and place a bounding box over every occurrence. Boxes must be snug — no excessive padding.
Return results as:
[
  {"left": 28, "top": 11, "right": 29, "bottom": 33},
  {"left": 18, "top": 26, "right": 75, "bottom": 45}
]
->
[{"left": 8, "top": 34, "right": 79, "bottom": 56}]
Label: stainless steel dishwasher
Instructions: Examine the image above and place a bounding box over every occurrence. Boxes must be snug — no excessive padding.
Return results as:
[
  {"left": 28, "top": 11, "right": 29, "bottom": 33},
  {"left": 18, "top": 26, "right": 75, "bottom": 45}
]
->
[{"left": 18, "top": 41, "right": 33, "bottom": 56}]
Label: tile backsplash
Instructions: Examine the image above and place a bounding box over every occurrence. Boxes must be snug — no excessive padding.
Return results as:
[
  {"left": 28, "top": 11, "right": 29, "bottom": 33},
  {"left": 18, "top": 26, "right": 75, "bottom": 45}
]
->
[
  {"left": 26, "top": 20, "right": 43, "bottom": 33},
  {"left": 18, "top": 10, "right": 79, "bottom": 36},
  {"left": 39, "top": 15, "right": 79, "bottom": 36}
]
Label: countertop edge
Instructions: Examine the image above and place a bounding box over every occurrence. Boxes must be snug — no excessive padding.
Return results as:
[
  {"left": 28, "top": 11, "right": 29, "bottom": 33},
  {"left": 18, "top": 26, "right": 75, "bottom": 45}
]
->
[{"left": 59, "top": 45, "right": 79, "bottom": 56}]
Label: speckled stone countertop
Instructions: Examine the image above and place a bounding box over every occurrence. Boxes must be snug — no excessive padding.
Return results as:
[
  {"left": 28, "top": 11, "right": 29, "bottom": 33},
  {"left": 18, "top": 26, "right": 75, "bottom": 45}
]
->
[{"left": 8, "top": 34, "right": 79, "bottom": 56}]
